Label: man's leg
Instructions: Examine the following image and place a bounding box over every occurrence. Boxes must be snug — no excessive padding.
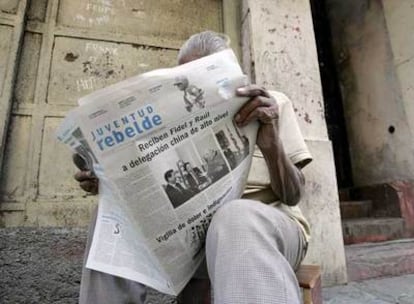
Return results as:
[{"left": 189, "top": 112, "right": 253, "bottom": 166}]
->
[
  {"left": 206, "top": 199, "right": 307, "bottom": 304},
  {"left": 79, "top": 207, "right": 147, "bottom": 304}
]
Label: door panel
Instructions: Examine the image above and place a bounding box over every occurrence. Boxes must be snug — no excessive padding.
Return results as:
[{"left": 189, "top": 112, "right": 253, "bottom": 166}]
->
[
  {"left": 0, "top": 0, "right": 20, "bottom": 14},
  {"left": 57, "top": 0, "right": 222, "bottom": 41},
  {"left": 15, "top": 32, "right": 42, "bottom": 104},
  {"left": 48, "top": 37, "right": 178, "bottom": 106},
  {"left": 0, "top": 116, "right": 31, "bottom": 201},
  {"left": 0, "top": 26, "right": 13, "bottom": 96},
  {"left": 0, "top": 0, "right": 223, "bottom": 226}
]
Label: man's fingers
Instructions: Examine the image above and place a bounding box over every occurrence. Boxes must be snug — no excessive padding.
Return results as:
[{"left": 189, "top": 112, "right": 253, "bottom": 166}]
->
[
  {"left": 235, "top": 96, "right": 262, "bottom": 123},
  {"left": 236, "top": 85, "right": 271, "bottom": 98},
  {"left": 235, "top": 97, "right": 275, "bottom": 125},
  {"left": 73, "top": 156, "right": 99, "bottom": 194},
  {"left": 240, "top": 107, "right": 276, "bottom": 126},
  {"left": 80, "top": 180, "right": 99, "bottom": 194},
  {"left": 72, "top": 154, "right": 88, "bottom": 171},
  {"left": 74, "top": 170, "right": 94, "bottom": 182}
]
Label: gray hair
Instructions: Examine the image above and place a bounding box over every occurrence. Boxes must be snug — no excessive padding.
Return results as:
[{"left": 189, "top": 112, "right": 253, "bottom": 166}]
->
[{"left": 177, "top": 31, "right": 230, "bottom": 64}]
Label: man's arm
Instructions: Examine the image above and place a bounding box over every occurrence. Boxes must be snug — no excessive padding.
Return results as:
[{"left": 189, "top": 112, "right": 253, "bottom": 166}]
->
[
  {"left": 257, "top": 123, "right": 305, "bottom": 206},
  {"left": 235, "top": 85, "right": 305, "bottom": 206}
]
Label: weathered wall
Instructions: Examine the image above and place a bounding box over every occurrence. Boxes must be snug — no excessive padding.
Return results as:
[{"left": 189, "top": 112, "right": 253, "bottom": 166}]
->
[
  {"left": 0, "top": 0, "right": 28, "bottom": 213},
  {"left": 0, "top": 0, "right": 223, "bottom": 227},
  {"left": 325, "top": 0, "right": 414, "bottom": 186},
  {"left": 0, "top": 0, "right": 348, "bottom": 288},
  {"left": 242, "top": 0, "right": 347, "bottom": 286},
  {"left": 382, "top": 1, "right": 414, "bottom": 160}
]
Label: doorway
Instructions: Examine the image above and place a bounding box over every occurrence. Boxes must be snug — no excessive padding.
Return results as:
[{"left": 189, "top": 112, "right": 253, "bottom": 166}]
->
[{"left": 309, "top": 0, "right": 353, "bottom": 189}]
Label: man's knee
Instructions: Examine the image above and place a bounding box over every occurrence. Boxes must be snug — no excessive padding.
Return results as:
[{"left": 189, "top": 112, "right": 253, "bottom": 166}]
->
[
  {"left": 206, "top": 199, "right": 290, "bottom": 248},
  {"left": 210, "top": 199, "right": 255, "bottom": 227},
  {"left": 206, "top": 199, "right": 263, "bottom": 242}
]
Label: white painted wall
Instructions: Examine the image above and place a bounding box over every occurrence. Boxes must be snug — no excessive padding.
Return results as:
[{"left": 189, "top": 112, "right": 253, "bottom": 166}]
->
[
  {"left": 383, "top": 0, "right": 414, "bottom": 154},
  {"left": 242, "top": 0, "right": 347, "bottom": 286}
]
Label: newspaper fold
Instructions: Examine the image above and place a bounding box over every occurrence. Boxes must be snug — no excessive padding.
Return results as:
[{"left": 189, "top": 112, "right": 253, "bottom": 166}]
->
[{"left": 56, "top": 49, "right": 259, "bottom": 295}]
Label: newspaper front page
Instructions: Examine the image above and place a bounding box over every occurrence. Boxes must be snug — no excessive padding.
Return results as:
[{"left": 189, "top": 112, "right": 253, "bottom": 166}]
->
[{"left": 57, "top": 49, "right": 259, "bottom": 295}]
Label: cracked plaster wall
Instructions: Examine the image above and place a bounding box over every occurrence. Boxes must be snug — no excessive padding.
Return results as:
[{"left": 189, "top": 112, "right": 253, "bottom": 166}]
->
[{"left": 326, "top": 0, "right": 414, "bottom": 186}]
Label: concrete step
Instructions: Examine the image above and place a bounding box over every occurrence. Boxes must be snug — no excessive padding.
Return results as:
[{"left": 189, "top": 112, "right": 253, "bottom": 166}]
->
[
  {"left": 338, "top": 188, "right": 352, "bottom": 201},
  {"left": 342, "top": 217, "right": 405, "bottom": 245},
  {"left": 340, "top": 200, "right": 373, "bottom": 219},
  {"left": 346, "top": 239, "right": 414, "bottom": 282}
]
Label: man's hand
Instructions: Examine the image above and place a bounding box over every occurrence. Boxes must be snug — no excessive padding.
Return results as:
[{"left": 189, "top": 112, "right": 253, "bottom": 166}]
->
[
  {"left": 73, "top": 154, "right": 99, "bottom": 195},
  {"left": 234, "top": 85, "right": 305, "bottom": 206},
  {"left": 235, "top": 85, "right": 279, "bottom": 149}
]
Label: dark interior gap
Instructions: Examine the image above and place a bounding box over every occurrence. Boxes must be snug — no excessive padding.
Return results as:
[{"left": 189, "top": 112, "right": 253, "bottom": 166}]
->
[{"left": 309, "top": 0, "right": 354, "bottom": 189}]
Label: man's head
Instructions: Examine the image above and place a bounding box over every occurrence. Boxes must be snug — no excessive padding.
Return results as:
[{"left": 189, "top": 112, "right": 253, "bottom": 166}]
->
[
  {"left": 178, "top": 31, "right": 230, "bottom": 65},
  {"left": 164, "top": 169, "right": 176, "bottom": 184}
]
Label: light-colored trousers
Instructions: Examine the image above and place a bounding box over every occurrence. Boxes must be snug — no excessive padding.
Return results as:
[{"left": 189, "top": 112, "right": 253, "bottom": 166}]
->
[{"left": 79, "top": 199, "right": 307, "bottom": 304}]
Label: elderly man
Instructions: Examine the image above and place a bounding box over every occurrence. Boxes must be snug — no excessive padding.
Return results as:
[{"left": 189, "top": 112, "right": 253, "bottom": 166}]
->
[{"left": 75, "top": 31, "right": 312, "bottom": 304}]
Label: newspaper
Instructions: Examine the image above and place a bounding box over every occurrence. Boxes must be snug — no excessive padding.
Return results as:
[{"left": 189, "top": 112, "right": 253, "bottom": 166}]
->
[{"left": 56, "top": 49, "right": 259, "bottom": 295}]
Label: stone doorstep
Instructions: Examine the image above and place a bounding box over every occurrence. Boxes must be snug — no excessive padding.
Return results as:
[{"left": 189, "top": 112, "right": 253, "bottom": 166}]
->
[
  {"left": 338, "top": 181, "right": 414, "bottom": 245},
  {"left": 340, "top": 200, "right": 373, "bottom": 219},
  {"left": 345, "top": 239, "right": 414, "bottom": 282},
  {"left": 338, "top": 188, "right": 352, "bottom": 202},
  {"left": 342, "top": 217, "right": 405, "bottom": 245},
  {"left": 346, "top": 182, "right": 404, "bottom": 218}
]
